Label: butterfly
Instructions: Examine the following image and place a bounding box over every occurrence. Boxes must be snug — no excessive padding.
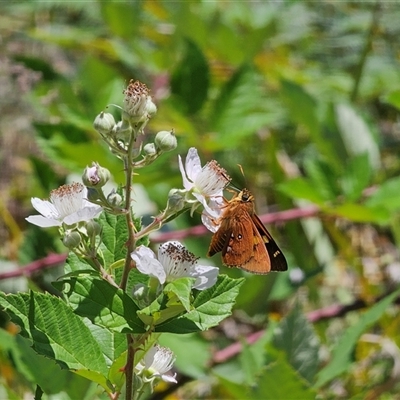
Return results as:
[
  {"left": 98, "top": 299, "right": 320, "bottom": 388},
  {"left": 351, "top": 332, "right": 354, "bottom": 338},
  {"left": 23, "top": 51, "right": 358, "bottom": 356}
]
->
[{"left": 207, "top": 189, "right": 288, "bottom": 274}]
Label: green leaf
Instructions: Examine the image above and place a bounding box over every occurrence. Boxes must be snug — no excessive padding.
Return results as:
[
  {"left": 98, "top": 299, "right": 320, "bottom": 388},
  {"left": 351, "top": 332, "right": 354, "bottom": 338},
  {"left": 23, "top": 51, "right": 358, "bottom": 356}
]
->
[
  {"left": 170, "top": 38, "right": 209, "bottom": 114},
  {"left": 280, "top": 79, "right": 319, "bottom": 135},
  {"left": 159, "top": 333, "right": 210, "bottom": 379},
  {"left": 64, "top": 252, "right": 94, "bottom": 274},
  {"left": 273, "top": 303, "right": 320, "bottom": 383},
  {"left": 331, "top": 203, "right": 389, "bottom": 224},
  {"left": 384, "top": 89, "right": 400, "bottom": 110},
  {"left": 164, "top": 277, "right": 195, "bottom": 312},
  {"left": 55, "top": 276, "right": 145, "bottom": 333},
  {"left": 303, "top": 157, "right": 339, "bottom": 201},
  {"left": 155, "top": 275, "right": 245, "bottom": 333},
  {"left": 340, "top": 152, "right": 371, "bottom": 202},
  {"left": 98, "top": 212, "right": 129, "bottom": 266},
  {"left": 365, "top": 176, "right": 400, "bottom": 212},
  {"left": 315, "top": 288, "right": 400, "bottom": 388},
  {"left": 210, "top": 65, "right": 282, "bottom": 148},
  {"left": 0, "top": 291, "right": 109, "bottom": 390},
  {"left": 278, "top": 177, "right": 326, "bottom": 205},
  {"left": 12, "top": 334, "right": 91, "bottom": 397},
  {"left": 249, "top": 355, "right": 317, "bottom": 400}
]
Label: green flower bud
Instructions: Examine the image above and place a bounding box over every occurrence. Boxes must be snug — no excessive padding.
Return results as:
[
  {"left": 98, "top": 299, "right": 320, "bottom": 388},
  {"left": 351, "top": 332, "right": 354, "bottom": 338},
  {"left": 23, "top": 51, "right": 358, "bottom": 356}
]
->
[
  {"left": 93, "top": 112, "right": 116, "bottom": 135},
  {"left": 86, "top": 220, "right": 101, "bottom": 237},
  {"left": 62, "top": 231, "right": 81, "bottom": 249},
  {"left": 114, "top": 119, "right": 132, "bottom": 141},
  {"left": 107, "top": 190, "right": 123, "bottom": 207},
  {"left": 154, "top": 130, "right": 177, "bottom": 153},
  {"left": 166, "top": 188, "right": 186, "bottom": 213},
  {"left": 143, "top": 142, "right": 157, "bottom": 156},
  {"left": 82, "top": 162, "right": 111, "bottom": 188}
]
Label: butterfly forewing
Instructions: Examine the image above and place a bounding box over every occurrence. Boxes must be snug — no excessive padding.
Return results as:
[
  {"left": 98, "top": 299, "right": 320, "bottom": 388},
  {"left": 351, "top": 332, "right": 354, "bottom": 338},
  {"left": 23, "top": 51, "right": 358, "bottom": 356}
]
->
[{"left": 251, "top": 213, "right": 288, "bottom": 272}]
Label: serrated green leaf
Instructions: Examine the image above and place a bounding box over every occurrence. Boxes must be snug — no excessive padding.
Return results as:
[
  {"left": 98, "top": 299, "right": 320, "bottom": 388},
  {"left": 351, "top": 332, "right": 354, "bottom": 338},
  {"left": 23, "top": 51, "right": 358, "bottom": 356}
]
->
[
  {"left": 64, "top": 252, "right": 93, "bottom": 274},
  {"left": 164, "top": 277, "right": 195, "bottom": 312},
  {"left": 55, "top": 276, "right": 145, "bottom": 333},
  {"left": 170, "top": 38, "right": 209, "bottom": 114},
  {"left": 273, "top": 304, "right": 320, "bottom": 383},
  {"left": 0, "top": 291, "right": 109, "bottom": 389},
  {"left": 98, "top": 212, "right": 129, "bottom": 266},
  {"left": 155, "top": 275, "right": 244, "bottom": 333},
  {"left": 316, "top": 287, "right": 400, "bottom": 388}
]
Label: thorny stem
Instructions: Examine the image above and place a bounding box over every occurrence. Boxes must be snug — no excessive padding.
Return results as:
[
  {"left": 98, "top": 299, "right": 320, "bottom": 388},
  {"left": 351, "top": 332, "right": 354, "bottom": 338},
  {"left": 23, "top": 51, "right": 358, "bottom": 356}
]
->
[{"left": 118, "top": 120, "right": 148, "bottom": 400}]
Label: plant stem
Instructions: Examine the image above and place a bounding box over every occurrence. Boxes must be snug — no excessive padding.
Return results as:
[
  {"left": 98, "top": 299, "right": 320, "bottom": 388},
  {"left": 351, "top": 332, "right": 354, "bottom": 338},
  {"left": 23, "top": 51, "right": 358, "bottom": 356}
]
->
[
  {"left": 350, "top": 1, "right": 381, "bottom": 103},
  {"left": 125, "top": 334, "right": 135, "bottom": 400},
  {"left": 116, "top": 129, "right": 140, "bottom": 400}
]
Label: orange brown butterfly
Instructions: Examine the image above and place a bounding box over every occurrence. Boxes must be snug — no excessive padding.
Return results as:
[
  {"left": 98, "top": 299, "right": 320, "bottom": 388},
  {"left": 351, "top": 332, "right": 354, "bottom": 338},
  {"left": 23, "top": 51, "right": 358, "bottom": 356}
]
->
[{"left": 207, "top": 188, "right": 288, "bottom": 274}]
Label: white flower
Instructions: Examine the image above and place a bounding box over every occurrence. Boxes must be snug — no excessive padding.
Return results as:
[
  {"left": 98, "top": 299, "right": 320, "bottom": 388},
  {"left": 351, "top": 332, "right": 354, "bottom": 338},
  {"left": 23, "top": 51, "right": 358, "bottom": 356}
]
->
[
  {"left": 131, "top": 241, "right": 219, "bottom": 290},
  {"left": 136, "top": 345, "right": 177, "bottom": 385},
  {"left": 26, "top": 182, "right": 102, "bottom": 228},
  {"left": 178, "top": 148, "right": 230, "bottom": 214}
]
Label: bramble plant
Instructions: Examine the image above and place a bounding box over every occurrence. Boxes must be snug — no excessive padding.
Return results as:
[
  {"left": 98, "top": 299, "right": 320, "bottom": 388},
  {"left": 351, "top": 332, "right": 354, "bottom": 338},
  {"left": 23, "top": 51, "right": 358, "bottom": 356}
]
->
[{"left": 0, "top": 80, "right": 244, "bottom": 400}]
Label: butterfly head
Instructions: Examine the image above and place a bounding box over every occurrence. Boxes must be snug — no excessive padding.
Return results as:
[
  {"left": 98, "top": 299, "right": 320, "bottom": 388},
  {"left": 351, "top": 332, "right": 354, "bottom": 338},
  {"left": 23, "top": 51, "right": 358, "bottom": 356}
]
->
[{"left": 238, "top": 188, "right": 254, "bottom": 203}]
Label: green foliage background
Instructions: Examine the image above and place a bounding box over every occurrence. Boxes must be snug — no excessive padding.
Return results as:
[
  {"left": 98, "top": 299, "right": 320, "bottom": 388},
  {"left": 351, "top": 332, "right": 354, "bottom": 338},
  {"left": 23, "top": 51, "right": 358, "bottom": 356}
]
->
[{"left": 2, "top": 1, "right": 400, "bottom": 399}]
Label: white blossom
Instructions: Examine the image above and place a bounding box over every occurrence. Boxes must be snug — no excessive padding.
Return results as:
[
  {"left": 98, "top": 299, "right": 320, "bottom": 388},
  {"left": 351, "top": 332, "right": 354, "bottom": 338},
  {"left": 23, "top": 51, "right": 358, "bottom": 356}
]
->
[
  {"left": 178, "top": 147, "right": 230, "bottom": 218},
  {"left": 131, "top": 241, "right": 219, "bottom": 290},
  {"left": 136, "top": 345, "right": 177, "bottom": 385},
  {"left": 25, "top": 182, "right": 102, "bottom": 228}
]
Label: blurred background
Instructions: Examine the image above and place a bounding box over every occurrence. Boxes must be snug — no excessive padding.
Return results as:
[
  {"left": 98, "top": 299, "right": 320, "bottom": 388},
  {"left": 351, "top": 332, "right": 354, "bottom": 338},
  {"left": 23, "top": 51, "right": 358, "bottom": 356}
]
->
[{"left": 2, "top": 1, "right": 400, "bottom": 399}]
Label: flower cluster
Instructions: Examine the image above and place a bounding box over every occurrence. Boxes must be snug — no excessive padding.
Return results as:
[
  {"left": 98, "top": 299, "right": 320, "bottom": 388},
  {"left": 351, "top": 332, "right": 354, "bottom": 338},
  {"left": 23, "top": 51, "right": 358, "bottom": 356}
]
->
[{"left": 24, "top": 79, "right": 237, "bottom": 397}]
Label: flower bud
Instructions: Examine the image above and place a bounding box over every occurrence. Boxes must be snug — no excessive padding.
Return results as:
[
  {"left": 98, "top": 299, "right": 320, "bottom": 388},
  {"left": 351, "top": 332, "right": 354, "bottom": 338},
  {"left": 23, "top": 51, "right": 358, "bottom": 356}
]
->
[
  {"left": 62, "top": 231, "right": 81, "bottom": 249},
  {"left": 146, "top": 98, "right": 157, "bottom": 117},
  {"left": 86, "top": 220, "right": 101, "bottom": 237},
  {"left": 113, "top": 119, "right": 132, "bottom": 141},
  {"left": 107, "top": 190, "right": 123, "bottom": 207},
  {"left": 155, "top": 130, "right": 177, "bottom": 153},
  {"left": 82, "top": 162, "right": 111, "bottom": 188},
  {"left": 166, "top": 188, "right": 186, "bottom": 213},
  {"left": 93, "top": 112, "right": 116, "bottom": 135},
  {"left": 143, "top": 143, "right": 157, "bottom": 156}
]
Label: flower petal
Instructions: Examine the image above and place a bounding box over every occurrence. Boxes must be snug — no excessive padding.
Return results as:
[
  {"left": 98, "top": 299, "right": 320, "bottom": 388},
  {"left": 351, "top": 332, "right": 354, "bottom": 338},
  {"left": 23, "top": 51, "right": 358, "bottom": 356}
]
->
[
  {"left": 63, "top": 205, "right": 102, "bottom": 225},
  {"left": 190, "top": 264, "right": 219, "bottom": 290},
  {"left": 161, "top": 373, "right": 177, "bottom": 384},
  {"left": 31, "top": 198, "right": 59, "bottom": 219},
  {"left": 184, "top": 147, "right": 202, "bottom": 183},
  {"left": 25, "top": 215, "right": 61, "bottom": 228},
  {"left": 178, "top": 154, "right": 192, "bottom": 191},
  {"left": 131, "top": 246, "right": 166, "bottom": 284}
]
